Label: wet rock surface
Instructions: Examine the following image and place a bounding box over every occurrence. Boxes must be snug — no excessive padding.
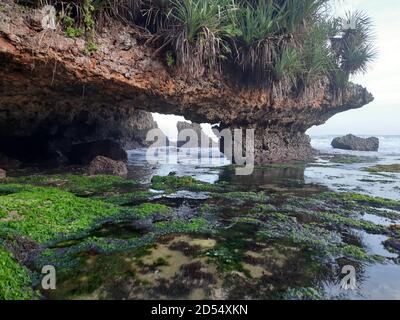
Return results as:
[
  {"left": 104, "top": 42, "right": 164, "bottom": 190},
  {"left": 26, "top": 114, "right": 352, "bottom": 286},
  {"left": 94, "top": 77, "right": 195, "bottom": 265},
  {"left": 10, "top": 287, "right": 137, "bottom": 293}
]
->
[
  {"left": 332, "top": 134, "right": 379, "bottom": 152},
  {"left": 87, "top": 156, "right": 128, "bottom": 177},
  {"left": 1, "top": 152, "right": 400, "bottom": 300}
]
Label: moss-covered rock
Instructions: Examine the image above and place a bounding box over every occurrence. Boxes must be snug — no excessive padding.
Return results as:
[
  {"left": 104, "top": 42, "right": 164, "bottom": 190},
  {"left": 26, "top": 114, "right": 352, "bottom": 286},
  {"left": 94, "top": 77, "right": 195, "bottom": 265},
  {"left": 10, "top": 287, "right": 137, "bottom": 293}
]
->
[
  {"left": 0, "top": 186, "right": 121, "bottom": 243},
  {"left": 151, "top": 175, "right": 226, "bottom": 193},
  {"left": 0, "top": 245, "right": 36, "bottom": 300},
  {"left": 3, "top": 175, "right": 138, "bottom": 196},
  {"left": 212, "top": 192, "right": 269, "bottom": 205},
  {"left": 364, "top": 164, "right": 400, "bottom": 174}
]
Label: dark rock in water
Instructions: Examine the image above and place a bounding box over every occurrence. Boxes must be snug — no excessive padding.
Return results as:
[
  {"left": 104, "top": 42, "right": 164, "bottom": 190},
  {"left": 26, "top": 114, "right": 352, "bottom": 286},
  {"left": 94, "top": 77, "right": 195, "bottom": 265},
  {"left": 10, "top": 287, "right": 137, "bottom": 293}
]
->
[
  {"left": 331, "top": 134, "right": 379, "bottom": 152},
  {"left": 69, "top": 140, "right": 127, "bottom": 165},
  {"left": 0, "top": 168, "right": 6, "bottom": 179},
  {"left": 87, "top": 156, "right": 128, "bottom": 177},
  {"left": 385, "top": 239, "right": 400, "bottom": 252}
]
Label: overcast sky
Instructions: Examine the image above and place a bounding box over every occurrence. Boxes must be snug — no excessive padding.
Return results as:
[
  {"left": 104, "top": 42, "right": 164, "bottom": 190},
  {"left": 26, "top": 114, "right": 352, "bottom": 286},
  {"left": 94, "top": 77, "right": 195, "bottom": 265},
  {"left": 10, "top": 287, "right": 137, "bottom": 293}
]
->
[{"left": 154, "top": 0, "right": 400, "bottom": 139}]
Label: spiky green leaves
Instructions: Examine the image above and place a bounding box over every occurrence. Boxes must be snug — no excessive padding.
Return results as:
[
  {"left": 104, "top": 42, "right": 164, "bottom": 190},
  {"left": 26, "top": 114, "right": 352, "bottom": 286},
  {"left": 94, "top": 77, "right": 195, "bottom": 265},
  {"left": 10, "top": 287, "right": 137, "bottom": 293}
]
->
[
  {"left": 333, "top": 11, "right": 377, "bottom": 77},
  {"left": 31, "top": 1, "right": 375, "bottom": 91}
]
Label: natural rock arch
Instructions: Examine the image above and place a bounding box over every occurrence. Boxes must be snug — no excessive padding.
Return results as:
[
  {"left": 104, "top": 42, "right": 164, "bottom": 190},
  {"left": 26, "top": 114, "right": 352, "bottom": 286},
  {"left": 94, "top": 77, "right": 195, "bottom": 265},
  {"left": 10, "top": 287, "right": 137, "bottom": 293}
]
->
[{"left": 0, "top": 3, "right": 373, "bottom": 165}]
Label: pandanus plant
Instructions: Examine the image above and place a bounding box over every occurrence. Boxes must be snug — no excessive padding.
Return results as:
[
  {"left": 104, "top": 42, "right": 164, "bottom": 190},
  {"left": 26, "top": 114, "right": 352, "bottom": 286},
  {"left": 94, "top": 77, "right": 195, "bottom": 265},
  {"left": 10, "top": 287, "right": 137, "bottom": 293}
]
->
[{"left": 22, "top": 0, "right": 376, "bottom": 93}]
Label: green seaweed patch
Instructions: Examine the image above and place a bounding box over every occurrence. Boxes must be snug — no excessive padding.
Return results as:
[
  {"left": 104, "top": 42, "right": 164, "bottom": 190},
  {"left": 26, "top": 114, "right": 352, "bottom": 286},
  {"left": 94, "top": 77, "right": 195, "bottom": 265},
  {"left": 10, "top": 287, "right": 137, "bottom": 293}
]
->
[
  {"left": 282, "top": 287, "right": 326, "bottom": 300},
  {"left": 36, "top": 234, "right": 157, "bottom": 273},
  {"left": 155, "top": 218, "right": 210, "bottom": 234},
  {"left": 99, "top": 191, "right": 154, "bottom": 205},
  {"left": 129, "top": 203, "right": 173, "bottom": 219},
  {"left": 151, "top": 176, "right": 226, "bottom": 193},
  {"left": 339, "top": 245, "right": 375, "bottom": 261},
  {"left": 204, "top": 245, "right": 250, "bottom": 277},
  {"left": 0, "top": 186, "right": 121, "bottom": 243},
  {"left": 294, "top": 210, "right": 387, "bottom": 235},
  {"left": 255, "top": 216, "right": 379, "bottom": 262},
  {"left": 364, "top": 164, "right": 400, "bottom": 174},
  {"left": 0, "top": 245, "right": 36, "bottom": 300},
  {"left": 259, "top": 162, "right": 307, "bottom": 169},
  {"left": 358, "top": 179, "right": 395, "bottom": 184},
  {"left": 212, "top": 192, "right": 269, "bottom": 205},
  {"left": 322, "top": 192, "right": 400, "bottom": 211},
  {"left": 3, "top": 175, "right": 139, "bottom": 197},
  {"left": 0, "top": 184, "right": 34, "bottom": 196},
  {"left": 329, "top": 155, "right": 379, "bottom": 164}
]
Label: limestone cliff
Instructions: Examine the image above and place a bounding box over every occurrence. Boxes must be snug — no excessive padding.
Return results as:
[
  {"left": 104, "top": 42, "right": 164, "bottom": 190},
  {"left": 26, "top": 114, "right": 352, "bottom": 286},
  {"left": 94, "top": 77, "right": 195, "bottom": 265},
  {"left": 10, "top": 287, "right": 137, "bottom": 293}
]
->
[{"left": 0, "top": 2, "right": 374, "bottom": 164}]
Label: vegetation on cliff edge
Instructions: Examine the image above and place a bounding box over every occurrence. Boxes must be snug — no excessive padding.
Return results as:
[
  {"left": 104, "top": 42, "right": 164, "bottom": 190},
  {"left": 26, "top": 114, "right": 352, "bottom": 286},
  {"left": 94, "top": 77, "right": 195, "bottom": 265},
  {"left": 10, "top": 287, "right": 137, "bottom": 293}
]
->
[{"left": 18, "top": 0, "right": 376, "bottom": 93}]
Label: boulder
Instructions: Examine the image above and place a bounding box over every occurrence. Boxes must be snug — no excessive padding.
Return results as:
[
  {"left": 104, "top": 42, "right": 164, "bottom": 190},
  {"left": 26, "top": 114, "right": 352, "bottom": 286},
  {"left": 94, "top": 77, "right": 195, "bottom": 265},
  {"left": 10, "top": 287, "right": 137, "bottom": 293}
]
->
[
  {"left": 0, "top": 168, "right": 6, "bottom": 179},
  {"left": 331, "top": 134, "right": 379, "bottom": 152},
  {"left": 68, "top": 140, "right": 128, "bottom": 165},
  {"left": 87, "top": 156, "right": 128, "bottom": 177},
  {"left": 385, "top": 239, "right": 400, "bottom": 252}
]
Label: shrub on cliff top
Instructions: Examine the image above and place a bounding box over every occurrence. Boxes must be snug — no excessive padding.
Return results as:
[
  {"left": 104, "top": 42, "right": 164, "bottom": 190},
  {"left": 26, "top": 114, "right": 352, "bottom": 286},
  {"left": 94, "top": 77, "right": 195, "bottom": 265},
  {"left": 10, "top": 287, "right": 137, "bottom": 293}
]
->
[{"left": 24, "top": 0, "right": 376, "bottom": 92}]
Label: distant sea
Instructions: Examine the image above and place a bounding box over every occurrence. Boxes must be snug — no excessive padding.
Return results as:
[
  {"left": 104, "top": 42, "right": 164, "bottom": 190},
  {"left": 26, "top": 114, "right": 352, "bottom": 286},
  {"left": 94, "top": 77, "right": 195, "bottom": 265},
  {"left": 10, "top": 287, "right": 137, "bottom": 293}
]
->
[{"left": 310, "top": 135, "right": 400, "bottom": 156}]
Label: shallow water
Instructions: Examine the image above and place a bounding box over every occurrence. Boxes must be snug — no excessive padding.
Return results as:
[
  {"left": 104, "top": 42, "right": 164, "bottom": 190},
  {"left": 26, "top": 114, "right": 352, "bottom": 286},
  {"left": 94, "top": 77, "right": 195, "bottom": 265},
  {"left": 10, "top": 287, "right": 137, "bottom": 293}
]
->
[{"left": 40, "top": 137, "right": 400, "bottom": 300}]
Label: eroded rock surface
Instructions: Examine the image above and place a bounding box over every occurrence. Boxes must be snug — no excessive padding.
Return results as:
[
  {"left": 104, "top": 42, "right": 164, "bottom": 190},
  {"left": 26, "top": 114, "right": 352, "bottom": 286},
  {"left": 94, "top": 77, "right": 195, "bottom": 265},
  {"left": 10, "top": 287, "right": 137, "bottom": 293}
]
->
[
  {"left": 87, "top": 156, "right": 128, "bottom": 177},
  {"left": 0, "top": 2, "right": 374, "bottom": 164},
  {"left": 332, "top": 134, "right": 379, "bottom": 152}
]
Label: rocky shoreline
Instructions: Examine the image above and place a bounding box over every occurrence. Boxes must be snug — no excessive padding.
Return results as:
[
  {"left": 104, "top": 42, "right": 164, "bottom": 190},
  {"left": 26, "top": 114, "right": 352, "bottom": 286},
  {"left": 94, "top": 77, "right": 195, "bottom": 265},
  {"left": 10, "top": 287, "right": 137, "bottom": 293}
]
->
[{"left": 0, "top": 156, "right": 399, "bottom": 299}]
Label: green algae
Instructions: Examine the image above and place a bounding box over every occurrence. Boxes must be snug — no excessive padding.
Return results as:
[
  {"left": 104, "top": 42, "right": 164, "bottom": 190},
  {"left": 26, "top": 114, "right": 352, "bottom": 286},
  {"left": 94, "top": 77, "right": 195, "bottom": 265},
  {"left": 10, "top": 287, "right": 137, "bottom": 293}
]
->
[
  {"left": 295, "top": 210, "right": 387, "bottom": 235},
  {"left": 0, "top": 170, "right": 398, "bottom": 300},
  {"left": 322, "top": 192, "right": 400, "bottom": 211},
  {"left": 3, "top": 175, "right": 139, "bottom": 196},
  {"left": 99, "top": 191, "right": 154, "bottom": 205},
  {"left": 329, "top": 155, "right": 379, "bottom": 164},
  {"left": 0, "top": 183, "right": 34, "bottom": 196},
  {"left": 155, "top": 217, "right": 210, "bottom": 234},
  {"left": 151, "top": 175, "right": 226, "bottom": 193},
  {"left": 129, "top": 203, "right": 172, "bottom": 219},
  {"left": 364, "top": 164, "right": 400, "bottom": 174},
  {"left": 282, "top": 287, "right": 326, "bottom": 300},
  {"left": 0, "top": 186, "right": 120, "bottom": 243},
  {"left": 212, "top": 191, "right": 269, "bottom": 204},
  {"left": 204, "top": 245, "right": 249, "bottom": 276},
  {"left": 0, "top": 245, "right": 35, "bottom": 300}
]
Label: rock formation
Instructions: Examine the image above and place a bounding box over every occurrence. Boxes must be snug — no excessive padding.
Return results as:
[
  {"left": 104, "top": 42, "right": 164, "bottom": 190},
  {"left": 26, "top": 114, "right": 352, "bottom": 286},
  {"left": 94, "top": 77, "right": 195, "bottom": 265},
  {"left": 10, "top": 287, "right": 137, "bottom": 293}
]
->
[
  {"left": 68, "top": 140, "right": 128, "bottom": 165},
  {"left": 331, "top": 134, "right": 379, "bottom": 152},
  {"left": 87, "top": 156, "right": 128, "bottom": 177},
  {"left": 0, "top": 168, "right": 6, "bottom": 179},
  {"left": 0, "top": 2, "right": 374, "bottom": 164},
  {"left": 176, "top": 122, "right": 217, "bottom": 148}
]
